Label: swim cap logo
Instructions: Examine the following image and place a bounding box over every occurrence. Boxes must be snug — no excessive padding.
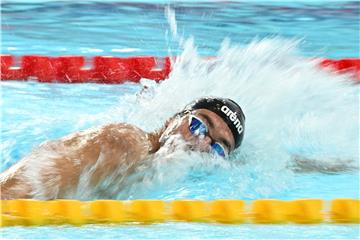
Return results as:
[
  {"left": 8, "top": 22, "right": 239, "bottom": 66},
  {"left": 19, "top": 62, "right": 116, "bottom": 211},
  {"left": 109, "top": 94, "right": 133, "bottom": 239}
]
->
[{"left": 221, "top": 105, "right": 244, "bottom": 134}]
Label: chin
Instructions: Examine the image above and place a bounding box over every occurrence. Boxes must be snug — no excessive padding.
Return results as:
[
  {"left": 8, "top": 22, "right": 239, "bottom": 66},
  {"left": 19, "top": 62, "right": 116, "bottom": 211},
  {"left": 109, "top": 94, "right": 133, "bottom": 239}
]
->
[{"left": 160, "top": 134, "right": 188, "bottom": 150}]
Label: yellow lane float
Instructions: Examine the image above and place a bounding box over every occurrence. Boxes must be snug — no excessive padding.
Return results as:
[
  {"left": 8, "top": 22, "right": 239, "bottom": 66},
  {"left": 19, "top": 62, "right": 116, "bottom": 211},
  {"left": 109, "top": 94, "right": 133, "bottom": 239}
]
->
[{"left": 0, "top": 199, "right": 359, "bottom": 227}]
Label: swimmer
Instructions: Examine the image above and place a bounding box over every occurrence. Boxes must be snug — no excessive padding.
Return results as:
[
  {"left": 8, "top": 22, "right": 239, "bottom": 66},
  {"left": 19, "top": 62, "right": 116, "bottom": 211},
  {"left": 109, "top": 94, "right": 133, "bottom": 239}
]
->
[{"left": 0, "top": 97, "right": 245, "bottom": 200}]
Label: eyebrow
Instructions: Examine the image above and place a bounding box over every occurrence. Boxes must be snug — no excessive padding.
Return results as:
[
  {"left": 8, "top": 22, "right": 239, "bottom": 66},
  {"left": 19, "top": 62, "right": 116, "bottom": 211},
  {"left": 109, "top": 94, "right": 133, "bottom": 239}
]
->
[
  {"left": 198, "top": 113, "right": 232, "bottom": 151},
  {"left": 198, "top": 113, "right": 214, "bottom": 128}
]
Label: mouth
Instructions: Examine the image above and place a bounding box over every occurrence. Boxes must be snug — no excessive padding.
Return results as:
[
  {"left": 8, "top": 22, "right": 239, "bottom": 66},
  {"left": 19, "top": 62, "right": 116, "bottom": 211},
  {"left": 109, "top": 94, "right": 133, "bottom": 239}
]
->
[{"left": 186, "top": 140, "right": 211, "bottom": 154}]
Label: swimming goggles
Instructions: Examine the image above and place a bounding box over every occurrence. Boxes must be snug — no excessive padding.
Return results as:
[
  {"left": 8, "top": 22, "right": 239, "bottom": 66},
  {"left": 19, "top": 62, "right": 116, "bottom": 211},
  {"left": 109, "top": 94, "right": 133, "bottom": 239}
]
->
[{"left": 188, "top": 115, "right": 228, "bottom": 157}]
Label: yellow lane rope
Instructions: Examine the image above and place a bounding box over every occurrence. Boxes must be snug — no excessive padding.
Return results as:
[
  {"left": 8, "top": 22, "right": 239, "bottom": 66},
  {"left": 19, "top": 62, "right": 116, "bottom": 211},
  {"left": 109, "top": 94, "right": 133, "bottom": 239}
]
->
[{"left": 1, "top": 199, "right": 359, "bottom": 226}]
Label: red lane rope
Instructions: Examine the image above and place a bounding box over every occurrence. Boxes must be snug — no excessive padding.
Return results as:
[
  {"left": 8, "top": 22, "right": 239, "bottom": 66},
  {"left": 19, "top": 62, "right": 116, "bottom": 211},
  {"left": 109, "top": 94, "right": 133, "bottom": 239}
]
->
[
  {"left": 1, "top": 55, "right": 359, "bottom": 84},
  {"left": 0, "top": 55, "right": 171, "bottom": 83}
]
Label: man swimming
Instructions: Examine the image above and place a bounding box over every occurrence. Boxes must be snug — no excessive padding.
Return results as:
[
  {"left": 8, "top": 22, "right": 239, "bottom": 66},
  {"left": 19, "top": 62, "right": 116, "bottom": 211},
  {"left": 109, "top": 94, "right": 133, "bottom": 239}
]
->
[{"left": 0, "top": 97, "right": 245, "bottom": 200}]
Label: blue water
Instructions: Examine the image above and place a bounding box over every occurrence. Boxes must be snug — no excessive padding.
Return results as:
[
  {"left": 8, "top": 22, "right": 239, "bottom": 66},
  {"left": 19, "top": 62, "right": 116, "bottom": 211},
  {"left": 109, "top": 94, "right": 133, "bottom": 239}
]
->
[
  {"left": 2, "top": 0, "right": 359, "bottom": 58},
  {"left": 1, "top": 0, "right": 360, "bottom": 239}
]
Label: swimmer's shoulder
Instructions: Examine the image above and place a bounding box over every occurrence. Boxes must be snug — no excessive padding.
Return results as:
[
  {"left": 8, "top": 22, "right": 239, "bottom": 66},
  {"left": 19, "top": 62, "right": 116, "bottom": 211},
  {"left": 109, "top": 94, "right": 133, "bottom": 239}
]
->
[
  {"left": 97, "top": 123, "right": 151, "bottom": 159},
  {"left": 98, "top": 123, "right": 149, "bottom": 146},
  {"left": 100, "top": 123, "right": 147, "bottom": 138},
  {"left": 46, "top": 123, "right": 150, "bottom": 155},
  {"left": 59, "top": 123, "right": 146, "bottom": 143}
]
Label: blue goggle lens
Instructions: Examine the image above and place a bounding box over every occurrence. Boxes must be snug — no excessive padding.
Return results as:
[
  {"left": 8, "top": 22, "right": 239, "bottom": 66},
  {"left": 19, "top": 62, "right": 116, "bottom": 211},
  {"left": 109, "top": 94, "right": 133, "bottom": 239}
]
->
[
  {"left": 188, "top": 115, "right": 228, "bottom": 157},
  {"left": 189, "top": 116, "right": 208, "bottom": 136},
  {"left": 211, "top": 142, "right": 227, "bottom": 157}
]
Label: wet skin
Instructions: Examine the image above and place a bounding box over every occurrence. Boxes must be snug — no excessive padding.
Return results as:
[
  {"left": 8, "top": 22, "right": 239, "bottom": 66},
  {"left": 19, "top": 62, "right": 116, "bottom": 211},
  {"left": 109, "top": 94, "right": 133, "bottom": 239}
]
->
[{"left": 0, "top": 109, "right": 235, "bottom": 200}]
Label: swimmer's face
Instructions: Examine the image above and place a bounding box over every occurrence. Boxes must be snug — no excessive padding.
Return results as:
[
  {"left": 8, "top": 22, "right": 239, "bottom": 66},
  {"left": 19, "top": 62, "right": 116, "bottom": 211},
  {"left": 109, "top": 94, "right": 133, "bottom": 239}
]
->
[{"left": 163, "top": 109, "right": 235, "bottom": 156}]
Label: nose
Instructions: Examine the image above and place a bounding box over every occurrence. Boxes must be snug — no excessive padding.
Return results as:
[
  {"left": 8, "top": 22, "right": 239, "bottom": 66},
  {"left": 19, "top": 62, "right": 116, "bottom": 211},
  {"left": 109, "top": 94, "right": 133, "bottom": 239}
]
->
[{"left": 197, "top": 135, "right": 212, "bottom": 152}]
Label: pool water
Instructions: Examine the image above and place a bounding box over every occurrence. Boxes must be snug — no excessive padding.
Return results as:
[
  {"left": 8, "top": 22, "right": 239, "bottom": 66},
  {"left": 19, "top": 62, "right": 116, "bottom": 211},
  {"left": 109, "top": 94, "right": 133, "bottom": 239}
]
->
[
  {"left": 1, "top": 0, "right": 359, "bottom": 239},
  {"left": 2, "top": 0, "right": 359, "bottom": 58}
]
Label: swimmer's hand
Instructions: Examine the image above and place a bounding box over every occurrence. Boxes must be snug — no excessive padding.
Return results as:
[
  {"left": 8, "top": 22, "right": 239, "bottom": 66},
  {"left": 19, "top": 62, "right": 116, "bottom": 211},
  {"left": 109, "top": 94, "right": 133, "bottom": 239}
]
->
[{"left": 291, "top": 155, "right": 357, "bottom": 174}]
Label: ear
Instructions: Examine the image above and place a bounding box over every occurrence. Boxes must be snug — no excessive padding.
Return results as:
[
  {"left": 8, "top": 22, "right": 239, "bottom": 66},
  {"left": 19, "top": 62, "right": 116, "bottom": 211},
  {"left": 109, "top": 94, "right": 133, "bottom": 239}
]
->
[
  {"left": 162, "top": 114, "right": 186, "bottom": 135},
  {"left": 164, "top": 111, "right": 185, "bottom": 129},
  {"left": 163, "top": 118, "right": 173, "bottom": 129},
  {"left": 157, "top": 116, "right": 175, "bottom": 139}
]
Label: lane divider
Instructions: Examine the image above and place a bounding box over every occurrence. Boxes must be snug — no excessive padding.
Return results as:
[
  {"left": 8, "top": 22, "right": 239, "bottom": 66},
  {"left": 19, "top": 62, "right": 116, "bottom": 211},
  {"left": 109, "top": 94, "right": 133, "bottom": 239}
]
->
[
  {"left": 1, "top": 55, "right": 359, "bottom": 83},
  {"left": 0, "top": 55, "right": 171, "bottom": 83},
  {"left": 0, "top": 199, "right": 359, "bottom": 226}
]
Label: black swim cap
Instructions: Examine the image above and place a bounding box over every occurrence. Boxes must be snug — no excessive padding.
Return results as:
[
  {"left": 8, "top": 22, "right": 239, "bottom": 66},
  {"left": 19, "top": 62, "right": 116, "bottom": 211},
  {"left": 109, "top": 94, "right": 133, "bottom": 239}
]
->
[{"left": 184, "top": 97, "right": 245, "bottom": 149}]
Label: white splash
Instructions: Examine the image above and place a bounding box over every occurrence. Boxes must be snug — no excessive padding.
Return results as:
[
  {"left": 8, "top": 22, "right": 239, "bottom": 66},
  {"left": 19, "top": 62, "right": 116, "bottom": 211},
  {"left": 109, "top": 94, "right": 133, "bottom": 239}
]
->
[
  {"left": 4, "top": 7, "right": 358, "bottom": 200},
  {"left": 165, "top": 6, "right": 178, "bottom": 39},
  {"left": 106, "top": 36, "right": 358, "bottom": 199},
  {"left": 72, "top": 6, "right": 359, "bottom": 199}
]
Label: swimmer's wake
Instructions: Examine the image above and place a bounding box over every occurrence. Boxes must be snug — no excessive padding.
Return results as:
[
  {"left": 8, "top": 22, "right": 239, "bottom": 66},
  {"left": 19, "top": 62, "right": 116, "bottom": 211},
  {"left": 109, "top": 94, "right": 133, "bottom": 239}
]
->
[{"left": 1, "top": 7, "right": 358, "bottom": 201}]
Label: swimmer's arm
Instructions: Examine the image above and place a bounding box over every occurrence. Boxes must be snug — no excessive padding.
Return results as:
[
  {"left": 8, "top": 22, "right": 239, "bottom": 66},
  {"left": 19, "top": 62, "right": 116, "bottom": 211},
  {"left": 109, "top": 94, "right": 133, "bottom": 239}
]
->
[
  {"left": 0, "top": 123, "right": 150, "bottom": 199},
  {"left": 291, "top": 155, "right": 357, "bottom": 173},
  {"left": 79, "top": 124, "right": 150, "bottom": 189},
  {"left": 0, "top": 161, "right": 33, "bottom": 199}
]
